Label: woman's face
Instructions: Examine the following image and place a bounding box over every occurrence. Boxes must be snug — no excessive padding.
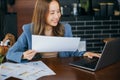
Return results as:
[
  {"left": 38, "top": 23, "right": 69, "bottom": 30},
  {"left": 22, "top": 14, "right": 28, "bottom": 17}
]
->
[{"left": 46, "top": 1, "right": 61, "bottom": 27}]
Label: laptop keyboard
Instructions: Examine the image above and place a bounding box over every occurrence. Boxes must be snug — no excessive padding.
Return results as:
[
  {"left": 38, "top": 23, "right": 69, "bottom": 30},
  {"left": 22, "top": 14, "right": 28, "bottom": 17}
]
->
[
  {"left": 70, "top": 57, "right": 99, "bottom": 69},
  {"left": 83, "top": 57, "right": 99, "bottom": 69}
]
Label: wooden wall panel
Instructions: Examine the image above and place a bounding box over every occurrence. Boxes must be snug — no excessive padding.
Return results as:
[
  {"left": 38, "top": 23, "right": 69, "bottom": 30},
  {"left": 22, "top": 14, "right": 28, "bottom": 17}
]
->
[{"left": 14, "top": 0, "right": 36, "bottom": 36}]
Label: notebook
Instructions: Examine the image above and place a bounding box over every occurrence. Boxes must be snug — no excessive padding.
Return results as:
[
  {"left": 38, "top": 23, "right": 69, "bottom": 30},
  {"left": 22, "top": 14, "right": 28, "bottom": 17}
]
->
[{"left": 69, "top": 38, "right": 120, "bottom": 71}]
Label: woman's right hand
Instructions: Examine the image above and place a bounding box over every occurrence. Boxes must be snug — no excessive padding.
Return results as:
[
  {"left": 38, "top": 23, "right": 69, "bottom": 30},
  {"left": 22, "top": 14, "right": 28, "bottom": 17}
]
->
[{"left": 22, "top": 50, "right": 37, "bottom": 60}]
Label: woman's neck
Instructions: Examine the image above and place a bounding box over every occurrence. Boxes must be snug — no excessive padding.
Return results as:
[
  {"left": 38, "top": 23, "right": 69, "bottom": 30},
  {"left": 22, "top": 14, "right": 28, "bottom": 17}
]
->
[
  {"left": 45, "top": 26, "right": 52, "bottom": 31},
  {"left": 45, "top": 26, "right": 53, "bottom": 36}
]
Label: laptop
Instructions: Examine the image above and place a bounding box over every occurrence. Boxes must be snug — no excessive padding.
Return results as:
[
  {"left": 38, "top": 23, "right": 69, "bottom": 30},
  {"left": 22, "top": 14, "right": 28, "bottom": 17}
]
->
[{"left": 69, "top": 38, "right": 120, "bottom": 71}]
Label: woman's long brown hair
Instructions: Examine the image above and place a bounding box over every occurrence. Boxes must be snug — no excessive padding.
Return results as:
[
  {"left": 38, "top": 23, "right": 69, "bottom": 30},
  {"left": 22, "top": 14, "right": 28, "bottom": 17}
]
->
[{"left": 32, "top": 0, "right": 64, "bottom": 36}]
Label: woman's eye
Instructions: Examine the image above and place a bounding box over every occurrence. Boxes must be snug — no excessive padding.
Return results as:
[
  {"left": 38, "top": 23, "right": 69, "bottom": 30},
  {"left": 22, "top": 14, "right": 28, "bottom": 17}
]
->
[{"left": 50, "top": 12, "right": 54, "bottom": 14}]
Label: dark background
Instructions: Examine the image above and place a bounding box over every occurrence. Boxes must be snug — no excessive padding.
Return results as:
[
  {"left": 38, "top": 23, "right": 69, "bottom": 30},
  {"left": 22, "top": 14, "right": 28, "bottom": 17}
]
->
[
  {"left": 0, "top": 0, "right": 17, "bottom": 41},
  {"left": 0, "top": 0, "right": 120, "bottom": 52}
]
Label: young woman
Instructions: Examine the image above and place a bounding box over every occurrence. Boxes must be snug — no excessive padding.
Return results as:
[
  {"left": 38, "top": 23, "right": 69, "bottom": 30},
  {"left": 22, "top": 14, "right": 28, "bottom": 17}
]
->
[{"left": 6, "top": 0, "right": 100, "bottom": 63}]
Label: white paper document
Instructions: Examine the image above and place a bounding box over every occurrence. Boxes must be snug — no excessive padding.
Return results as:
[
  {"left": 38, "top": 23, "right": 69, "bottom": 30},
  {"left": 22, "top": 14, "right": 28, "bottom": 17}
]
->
[
  {"left": 0, "top": 61, "right": 56, "bottom": 80},
  {"left": 32, "top": 35, "right": 80, "bottom": 52}
]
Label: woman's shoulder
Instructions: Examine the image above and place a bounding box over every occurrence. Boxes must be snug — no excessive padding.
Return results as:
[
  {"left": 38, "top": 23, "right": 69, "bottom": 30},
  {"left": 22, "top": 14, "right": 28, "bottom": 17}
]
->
[
  {"left": 60, "top": 22, "right": 73, "bottom": 37},
  {"left": 22, "top": 23, "right": 32, "bottom": 30},
  {"left": 61, "top": 22, "right": 71, "bottom": 27},
  {"left": 60, "top": 22, "right": 71, "bottom": 30},
  {"left": 22, "top": 23, "right": 32, "bottom": 31}
]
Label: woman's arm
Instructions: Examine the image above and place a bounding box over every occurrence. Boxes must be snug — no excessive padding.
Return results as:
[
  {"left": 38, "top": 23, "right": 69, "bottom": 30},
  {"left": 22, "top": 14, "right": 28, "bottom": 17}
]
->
[{"left": 6, "top": 32, "right": 28, "bottom": 62}]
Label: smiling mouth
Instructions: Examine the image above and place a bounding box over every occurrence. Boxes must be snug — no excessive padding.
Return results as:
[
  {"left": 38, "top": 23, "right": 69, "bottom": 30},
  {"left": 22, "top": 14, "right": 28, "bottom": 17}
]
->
[{"left": 53, "top": 21, "right": 58, "bottom": 23}]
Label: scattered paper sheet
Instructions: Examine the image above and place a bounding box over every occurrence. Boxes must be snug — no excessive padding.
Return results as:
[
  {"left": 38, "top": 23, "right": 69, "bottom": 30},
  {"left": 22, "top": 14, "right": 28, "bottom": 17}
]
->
[
  {"left": 32, "top": 35, "right": 80, "bottom": 52},
  {"left": 0, "top": 61, "right": 56, "bottom": 80}
]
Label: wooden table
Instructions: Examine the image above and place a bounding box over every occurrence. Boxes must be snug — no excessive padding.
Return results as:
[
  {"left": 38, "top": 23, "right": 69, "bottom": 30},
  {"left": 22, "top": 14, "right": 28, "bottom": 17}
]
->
[{"left": 6, "top": 57, "right": 120, "bottom": 80}]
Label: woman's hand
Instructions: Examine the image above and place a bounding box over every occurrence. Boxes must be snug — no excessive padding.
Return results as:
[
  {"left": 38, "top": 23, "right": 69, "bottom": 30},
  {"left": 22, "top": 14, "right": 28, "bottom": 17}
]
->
[
  {"left": 22, "top": 50, "right": 37, "bottom": 60},
  {"left": 83, "top": 52, "right": 101, "bottom": 58}
]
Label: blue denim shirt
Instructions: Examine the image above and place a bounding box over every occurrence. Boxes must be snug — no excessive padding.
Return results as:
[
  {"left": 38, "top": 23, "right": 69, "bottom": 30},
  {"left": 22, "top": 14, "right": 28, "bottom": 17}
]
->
[{"left": 6, "top": 23, "right": 85, "bottom": 63}]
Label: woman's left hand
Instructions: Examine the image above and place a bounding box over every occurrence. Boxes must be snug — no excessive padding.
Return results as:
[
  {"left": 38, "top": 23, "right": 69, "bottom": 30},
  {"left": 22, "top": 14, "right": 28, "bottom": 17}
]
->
[{"left": 83, "top": 52, "right": 101, "bottom": 58}]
